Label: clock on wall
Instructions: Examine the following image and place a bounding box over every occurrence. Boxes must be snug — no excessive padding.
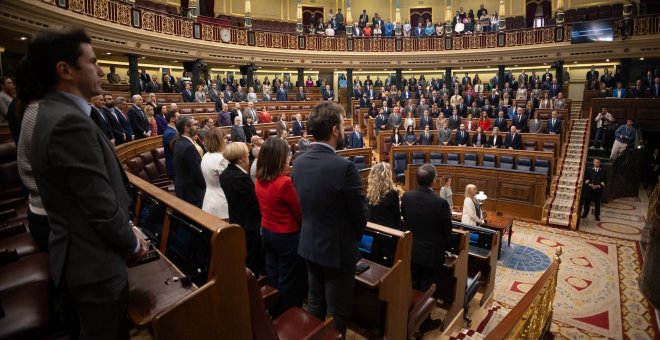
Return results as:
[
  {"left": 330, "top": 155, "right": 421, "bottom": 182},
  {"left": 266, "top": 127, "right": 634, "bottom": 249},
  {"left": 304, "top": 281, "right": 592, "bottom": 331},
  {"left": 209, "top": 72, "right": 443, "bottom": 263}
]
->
[{"left": 220, "top": 28, "right": 231, "bottom": 43}]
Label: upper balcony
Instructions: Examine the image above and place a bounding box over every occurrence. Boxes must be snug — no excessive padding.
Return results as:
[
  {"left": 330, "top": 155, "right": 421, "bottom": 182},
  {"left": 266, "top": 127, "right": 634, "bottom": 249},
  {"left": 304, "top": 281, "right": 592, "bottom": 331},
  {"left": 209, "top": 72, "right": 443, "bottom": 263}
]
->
[{"left": 2, "top": 0, "right": 660, "bottom": 69}]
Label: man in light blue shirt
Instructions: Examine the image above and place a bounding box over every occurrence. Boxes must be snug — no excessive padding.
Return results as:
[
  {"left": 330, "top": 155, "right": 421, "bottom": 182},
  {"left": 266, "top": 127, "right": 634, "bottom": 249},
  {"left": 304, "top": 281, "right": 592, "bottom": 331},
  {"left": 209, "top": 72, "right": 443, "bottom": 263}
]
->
[{"left": 610, "top": 119, "right": 636, "bottom": 159}]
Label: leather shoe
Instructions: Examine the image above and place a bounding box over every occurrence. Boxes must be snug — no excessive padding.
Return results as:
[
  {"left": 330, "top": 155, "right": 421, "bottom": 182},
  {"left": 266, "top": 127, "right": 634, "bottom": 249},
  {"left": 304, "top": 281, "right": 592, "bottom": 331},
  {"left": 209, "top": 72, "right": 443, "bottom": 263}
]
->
[
  {"left": 581, "top": 214, "right": 587, "bottom": 219},
  {"left": 419, "top": 317, "right": 442, "bottom": 333},
  {"left": 595, "top": 216, "right": 600, "bottom": 221}
]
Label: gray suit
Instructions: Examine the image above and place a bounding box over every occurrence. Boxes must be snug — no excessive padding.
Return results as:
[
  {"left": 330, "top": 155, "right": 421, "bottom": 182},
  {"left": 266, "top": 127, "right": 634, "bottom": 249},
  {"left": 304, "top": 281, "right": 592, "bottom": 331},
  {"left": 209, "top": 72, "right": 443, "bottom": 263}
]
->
[
  {"left": 529, "top": 118, "right": 543, "bottom": 133},
  {"left": 31, "top": 91, "right": 137, "bottom": 338},
  {"left": 438, "top": 128, "right": 452, "bottom": 145},
  {"left": 231, "top": 124, "right": 246, "bottom": 142}
]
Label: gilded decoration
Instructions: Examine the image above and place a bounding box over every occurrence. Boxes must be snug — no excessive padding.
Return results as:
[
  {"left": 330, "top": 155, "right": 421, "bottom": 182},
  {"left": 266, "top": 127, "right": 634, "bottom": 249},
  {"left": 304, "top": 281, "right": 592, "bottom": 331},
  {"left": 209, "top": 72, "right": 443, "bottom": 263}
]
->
[
  {"left": 236, "top": 30, "right": 247, "bottom": 45},
  {"left": 402, "top": 38, "right": 413, "bottom": 52},
  {"left": 287, "top": 35, "right": 297, "bottom": 49},
  {"left": 142, "top": 11, "right": 155, "bottom": 31},
  {"left": 452, "top": 36, "right": 463, "bottom": 50},
  {"left": 336, "top": 37, "right": 347, "bottom": 51},
  {"left": 541, "top": 28, "right": 554, "bottom": 43},
  {"left": 321, "top": 37, "right": 331, "bottom": 51},
  {"left": 506, "top": 32, "right": 517, "bottom": 46},
  {"left": 469, "top": 35, "right": 480, "bottom": 49},
  {"left": 118, "top": 5, "right": 131, "bottom": 25},
  {"left": 370, "top": 38, "right": 381, "bottom": 52},
  {"left": 70, "top": 0, "right": 85, "bottom": 13},
  {"left": 634, "top": 17, "right": 649, "bottom": 35},
  {"left": 306, "top": 36, "right": 316, "bottom": 50},
  {"left": 486, "top": 34, "right": 497, "bottom": 48},
  {"left": 354, "top": 38, "right": 364, "bottom": 52},
  {"left": 256, "top": 32, "right": 266, "bottom": 47},
  {"left": 162, "top": 16, "right": 174, "bottom": 35},
  {"left": 384, "top": 38, "right": 394, "bottom": 52},
  {"left": 94, "top": 0, "right": 108, "bottom": 20},
  {"left": 181, "top": 21, "right": 193, "bottom": 38},
  {"left": 202, "top": 25, "right": 213, "bottom": 41},
  {"left": 524, "top": 31, "right": 535, "bottom": 45},
  {"left": 272, "top": 34, "right": 282, "bottom": 48},
  {"left": 418, "top": 37, "right": 429, "bottom": 51}
]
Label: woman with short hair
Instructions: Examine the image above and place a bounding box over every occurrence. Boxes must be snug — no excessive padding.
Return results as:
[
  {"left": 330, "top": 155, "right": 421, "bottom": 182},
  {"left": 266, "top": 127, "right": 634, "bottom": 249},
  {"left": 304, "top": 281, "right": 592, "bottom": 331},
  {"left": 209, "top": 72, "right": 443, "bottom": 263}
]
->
[
  {"left": 366, "top": 162, "right": 401, "bottom": 229},
  {"left": 144, "top": 104, "right": 158, "bottom": 136},
  {"left": 461, "top": 184, "right": 484, "bottom": 226},
  {"left": 194, "top": 84, "right": 206, "bottom": 103},
  {"left": 201, "top": 127, "right": 229, "bottom": 219},
  {"left": 219, "top": 142, "right": 263, "bottom": 275},
  {"left": 255, "top": 137, "right": 305, "bottom": 317}
]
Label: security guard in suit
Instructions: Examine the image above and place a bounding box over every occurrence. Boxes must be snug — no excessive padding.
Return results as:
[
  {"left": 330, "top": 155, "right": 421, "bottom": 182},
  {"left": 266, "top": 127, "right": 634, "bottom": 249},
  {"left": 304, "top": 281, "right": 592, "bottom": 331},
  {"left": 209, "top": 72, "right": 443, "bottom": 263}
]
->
[{"left": 581, "top": 159, "right": 607, "bottom": 221}]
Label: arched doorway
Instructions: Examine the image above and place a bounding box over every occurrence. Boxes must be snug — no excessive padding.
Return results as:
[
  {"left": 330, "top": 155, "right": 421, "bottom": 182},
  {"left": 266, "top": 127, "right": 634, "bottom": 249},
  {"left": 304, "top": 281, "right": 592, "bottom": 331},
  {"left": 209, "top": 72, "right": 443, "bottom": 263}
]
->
[
  {"left": 526, "top": 0, "right": 551, "bottom": 28},
  {"left": 302, "top": 6, "right": 324, "bottom": 26},
  {"left": 410, "top": 7, "right": 432, "bottom": 27}
]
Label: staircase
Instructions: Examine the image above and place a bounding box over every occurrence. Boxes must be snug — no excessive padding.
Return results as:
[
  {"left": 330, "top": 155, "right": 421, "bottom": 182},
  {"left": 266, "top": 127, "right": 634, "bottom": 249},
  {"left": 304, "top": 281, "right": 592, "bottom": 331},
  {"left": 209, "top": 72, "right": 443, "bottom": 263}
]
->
[{"left": 544, "top": 101, "right": 589, "bottom": 228}]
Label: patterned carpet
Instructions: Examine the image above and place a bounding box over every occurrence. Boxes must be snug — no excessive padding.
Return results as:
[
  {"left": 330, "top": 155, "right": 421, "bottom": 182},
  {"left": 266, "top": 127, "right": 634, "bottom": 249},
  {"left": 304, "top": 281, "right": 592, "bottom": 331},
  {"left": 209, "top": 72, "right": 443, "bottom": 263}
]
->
[
  {"left": 492, "top": 221, "right": 657, "bottom": 339},
  {"left": 579, "top": 192, "right": 648, "bottom": 241}
]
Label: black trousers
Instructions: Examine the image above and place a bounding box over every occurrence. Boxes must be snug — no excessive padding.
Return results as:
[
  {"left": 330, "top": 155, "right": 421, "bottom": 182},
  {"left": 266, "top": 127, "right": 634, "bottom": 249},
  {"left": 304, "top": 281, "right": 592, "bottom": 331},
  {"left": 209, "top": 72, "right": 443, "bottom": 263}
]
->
[
  {"left": 582, "top": 190, "right": 602, "bottom": 218},
  {"left": 261, "top": 228, "right": 306, "bottom": 317},
  {"left": 63, "top": 274, "right": 129, "bottom": 340},
  {"left": 27, "top": 209, "right": 50, "bottom": 253},
  {"left": 306, "top": 261, "right": 355, "bottom": 336},
  {"left": 245, "top": 229, "right": 264, "bottom": 276},
  {"left": 411, "top": 263, "right": 441, "bottom": 293}
]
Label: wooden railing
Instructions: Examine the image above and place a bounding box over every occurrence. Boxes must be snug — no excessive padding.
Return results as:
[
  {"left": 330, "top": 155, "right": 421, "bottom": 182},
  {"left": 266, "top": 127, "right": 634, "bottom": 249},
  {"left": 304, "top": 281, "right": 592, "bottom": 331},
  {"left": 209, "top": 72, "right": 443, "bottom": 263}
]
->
[
  {"left": 485, "top": 247, "right": 562, "bottom": 339},
  {"left": 29, "top": 0, "right": 639, "bottom": 52}
]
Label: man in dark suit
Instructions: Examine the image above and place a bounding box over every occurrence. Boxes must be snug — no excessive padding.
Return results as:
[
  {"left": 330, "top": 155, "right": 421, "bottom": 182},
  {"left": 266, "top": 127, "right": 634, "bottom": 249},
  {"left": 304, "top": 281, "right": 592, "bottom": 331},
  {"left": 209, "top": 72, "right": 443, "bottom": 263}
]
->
[
  {"left": 494, "top": 110, "right": 507, "bottom": 132},
  {"left": 512, "top": 107, "right": 529, "bottom": 132},
  {"left": 359, "top": 94, "right": 370, "bottom": 108},
  {"left": 127, "top": 94, "right": 151, "bottom": 139},
  {"left": 231, "top": 116, "right": 247, "bottom": 142},
  {"left": 455, "top": 124, "right": 471, "bottom": 146},
  {"left": 375, "top": 109, "right": 387, "bottom": 135},
  {"left": 652, "top": 77, "right": 660, "bottom": 98},
  {"left": 295, "top": 86, "right": 307, "bottom": 101},
  {"left": 419, "top": 111, "right": 433, "bottom": 130},
  {"left": 402, "top": 163, "right": 452, "bottom": 292},
  {"left": 111, "top": 96, "right": 134, "bottom": 142},
  {"left": 630, "top": 80, "right": 645, "bottom": 98},
  {"left": 292, "top": 113, "right": 304, "bottom": 136},
  {"left": 548, "top": 79, "right": 561, "bottom": 98},
  {"left": 581, "top": 159, "right": 607, "bottom": 221},
  {"left": 182, "top": 82, "right": 194, "bottom": 102},
  {"left": 29, "top": 28, "right": 147, "bottom": 339},
  {"left": 102, "top": 93, "right": 127, "bottom": 145},
  {"left": 418, "top": 125, "right": 434, "bottom": 145},
  {"left": 586, "top": 66, "right": 599, "bottom": 82},
  {"left": 322, "top": 85, "right": 334, "bottom": 101},
  {"left": 162, "top": 109, "right": 179, "bottom": 178},
  {"left": 448, "top": 110, "right": 461, "bottom": 130},
  {"left": 89, "top": 94, "right": 114, "bottom": 144},
  {"left": 173, "top": 116, "right": 206, "bottom": 208},
  {"left": 546, "top": 110, "right": 562, "bottom": 135},
  {"left": 348, "top": 124, "right": 364, "bottom": 148},
  {"left": 504, "top": 126, "right": 522, "bottom": 150},
  {"left": 276, "top": 84, "right": 288, "bottom": 101},
  {"left": 291, "top": 101, "right": 367, "bottom": 336}
]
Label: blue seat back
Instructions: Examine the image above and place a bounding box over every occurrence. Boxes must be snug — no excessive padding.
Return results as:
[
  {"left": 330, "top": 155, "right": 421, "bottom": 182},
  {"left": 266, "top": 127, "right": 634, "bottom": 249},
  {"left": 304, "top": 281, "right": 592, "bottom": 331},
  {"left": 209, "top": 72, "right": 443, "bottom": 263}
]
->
[
  {"left": 517, "top": 157, "right": 532, "bottom": 171},
  {"left": 534, "top": 159, "right": 549, "bottom": 175},
  {"left": 412, "top": 152, "right": 425, "bottom": 164},
  {"left": 483, "top": 154, "right": 496, "bottom": 167},
  {"left": 430, "top": 152, "right": 443, "bottom": 165},
  {"left": 500, "top": 156, "right": 514, "bottom": 169},
  {"left": 447, "top": 153, "right": 459, "bottom": 165},
  {"left": 394, "top": 153, "right": 407, "bottom": 177},
  {"left": 465, "top": 153, "right": 477, "bottom": 166},
  {"left": 354, "top": 155, "right": 366, "bottom": 171}
]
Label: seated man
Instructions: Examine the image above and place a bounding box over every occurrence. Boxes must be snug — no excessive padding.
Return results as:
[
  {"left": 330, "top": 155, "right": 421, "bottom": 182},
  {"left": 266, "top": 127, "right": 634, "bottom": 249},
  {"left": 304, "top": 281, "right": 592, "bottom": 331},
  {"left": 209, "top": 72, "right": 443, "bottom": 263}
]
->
[
  {"left": 504, "top": 126, "right": 522, "bottom": 150},
  {"left": 610, "top": 119, "right": 636, "bottom": 160}
]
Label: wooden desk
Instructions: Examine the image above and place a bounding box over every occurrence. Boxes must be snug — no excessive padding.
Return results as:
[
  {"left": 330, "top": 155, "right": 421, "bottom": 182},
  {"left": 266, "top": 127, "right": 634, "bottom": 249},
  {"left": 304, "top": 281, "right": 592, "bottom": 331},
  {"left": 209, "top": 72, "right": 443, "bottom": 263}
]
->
[
  {"left": 127, "top": 251, "right": 197, "bottom": 326},
  {"left": 452, "top": 211, "right": 513, "bottom": 259},
  {"left": 355, "top": 259, "right": 390, "bottom": 288}
]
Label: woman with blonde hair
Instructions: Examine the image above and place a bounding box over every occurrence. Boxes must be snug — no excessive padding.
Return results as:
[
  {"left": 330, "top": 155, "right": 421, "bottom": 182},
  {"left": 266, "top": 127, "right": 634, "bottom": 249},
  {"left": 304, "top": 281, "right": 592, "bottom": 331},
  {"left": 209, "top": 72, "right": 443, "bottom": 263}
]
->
[
  {"left": 366, "top": 162, "right": 401, "bottom": 229},
  {"left": 144, "top": 104, "right": 158, "bottom": 136},
  {"left": 461, "top": 184, "right": 484, "bottom": 226},
  {"left": 201, "top": 127, "right": 229, "bottom": 219}
]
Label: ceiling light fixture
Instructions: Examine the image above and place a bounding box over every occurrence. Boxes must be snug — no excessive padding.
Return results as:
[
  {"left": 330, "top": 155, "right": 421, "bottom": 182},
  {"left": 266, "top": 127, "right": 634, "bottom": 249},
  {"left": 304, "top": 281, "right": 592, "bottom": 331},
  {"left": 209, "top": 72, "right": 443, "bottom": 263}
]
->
[
  {"left": 19, "top": 37, "right": 27, "bottom": 41},
  {"left": 605, "top": 59, "right": 610, "bottom": 62},
  {"left": 106, "top": 52, "right": 112, "bottom": 55}
]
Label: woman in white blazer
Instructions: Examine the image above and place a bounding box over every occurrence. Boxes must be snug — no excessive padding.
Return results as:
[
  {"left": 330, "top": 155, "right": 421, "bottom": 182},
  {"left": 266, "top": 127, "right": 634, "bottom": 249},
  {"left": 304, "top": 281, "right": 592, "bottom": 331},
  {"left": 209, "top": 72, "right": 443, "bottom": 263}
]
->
[{"left": 461, "top": 184, "right": 484, "bottom": 226}]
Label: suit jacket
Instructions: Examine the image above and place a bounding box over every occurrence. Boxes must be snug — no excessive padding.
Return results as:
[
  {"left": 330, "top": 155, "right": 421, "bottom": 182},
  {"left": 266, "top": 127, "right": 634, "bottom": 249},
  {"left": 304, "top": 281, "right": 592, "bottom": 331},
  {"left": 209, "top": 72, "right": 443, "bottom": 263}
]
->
[
  {"left": 162, "top": 126, "right": 177, "bottom": 177},
  {"left": 505, "top": 132, "right": 522, "bottom": 149},
  {"left": 547, "top": 118, "right": 561, "bottom": 134},
  {"left": 90, "top": 105, "right": 113, "bottom": 142},
  {"left": 173, "top": 137, "right": 206, "bottom": 207},
  {"left": 219, "top": 164, "right": 261, "bottom": 233},
  {"left": 276, "top": 89, "right": 288, "bottom": 101},
  {"left": 231, "top": 125, "right": 246, "bottom": 142},
  {"left": 630, "top": 86, "right": 645, "bottom": 98},
  {"left": 291, "top": 143, "right": 368, "bottom": 268},
  {"left": 488, "top": 134, "right": 503, "bottom": 148},
  {"left": 512, "top": 114, "right": 529, "bottom": 132},
  {"left": 528, "top": 118, "right": 543, "bottom": 133},
  {"left": 233, "top": 91, "right": 246, "bottom": 102},
  {"left": 418, "top": 131, "right": 434, "bottom": 145},
  {"left": 113, "top": 107, "right": 133, "bottom": 142},
  {"left": 402, "top": 187, "right": 452, "bottom": 268},
  {"left": 292, "top": 120, "right": 304, "bottom": 136},
  {"left": 548, "top": 84, "right": 561, "bottom": 97},
  {"left": 348, "top": 131, "right": 364, "bottom": 148},
  {"left": 146, "top": 81, "right": 160, "bottom": 93},
  {"left": 31, "top": 91, "right": 137, "bottom": 288},
  {"left": 419, "top": 116, "right": 433, "bottom": 130},
  {"left": 102, "top": 106, "right": 126, "bottom": 144},
  {"left": 583, "top": 166, "right": 607, "bottom": 196},
  {"left": 447, "top": 115, "right": 461, "bottom": 130},
  {"left": 127, "top": 104, "right": 149, "bottom": 139},
  {"left": 455, "top": 129, "right": 471, "bottom": 146},
  {"left": 652, "top": 84, "right": 660, "bottom": 99},
  {"left": 375, "top": 114, "right": 388, "bottom": 133},
  {"left": 182, "top": 89, "right": 194, "bottom": 102},
  {"left": 438, "top": 128, "right": 452, "bottom": 145},
  {"left": 472, "top": 132, "right": 487, "bottom": 146},
  {"left": 295, "top": 91, "right": 307, "bottom": 101},
  {"left": 244, "top": 107, "right": 258, "bottom": 124},
  {"left": 322, "top": 89, "right": 334, "bottom": 100},
  {"left": 586, "top": 70, "right": 599, "bottom": 81}
]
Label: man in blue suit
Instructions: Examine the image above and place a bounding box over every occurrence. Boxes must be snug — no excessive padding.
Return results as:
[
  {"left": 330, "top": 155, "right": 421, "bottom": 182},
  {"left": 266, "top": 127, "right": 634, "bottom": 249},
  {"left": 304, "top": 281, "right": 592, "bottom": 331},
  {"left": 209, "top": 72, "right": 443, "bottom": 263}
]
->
[
  {"left": 611, "top": 82, "right": 627, "bottom": 98},
  {"left": 112, "top": 96, "right": 135, "bottom": 142},
  {"left": 162, "top": 109, "right": 180, "bottom": 178},
  {"left": 291, "top": 102, "right": 367, "bottom": 336},
  {"left": 348, "top": 124, "right": 364, "bottom": 148},
  {"left": 182, "top": 82, "right": 194, "bottom": 102},
  {"left": 173, "top": 116, "right": 205, "bottom": 208},
  {"left": 505, "top": 126, "right": 523, "bottom": 150},
  {"left": 512, "top": 107, "right": 529, "bottom": 133},
  {"left": 375, "top": 108, "right": 387, "bottom": 135},
  {"left": 546, "top": 110, "right": 561, "bottom": 135},
  {"left": 276, "top": 84, "right": 288, "bottom": 101}
]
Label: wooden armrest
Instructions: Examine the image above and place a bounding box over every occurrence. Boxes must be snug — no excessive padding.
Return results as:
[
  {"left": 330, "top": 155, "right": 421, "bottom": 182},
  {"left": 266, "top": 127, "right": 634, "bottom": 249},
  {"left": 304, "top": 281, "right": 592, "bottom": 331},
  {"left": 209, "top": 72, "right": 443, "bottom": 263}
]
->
[
  {"left": 0, "top": 198, "right": 24, "bottom": 211},
  {"left": 260, "top": 284, "right": 279, "bottom": 310},
  {"left": 0, "top": 248, "right": 19, "bottom": 266},
  {"left": 443, "top": 254, "right": 458, "bottom": 268},
  {"left": 468, "top": 245, "right": 491, "bottom": 260},
  {"left": 0, "top": 209, "right": 17, "bottom": 222},
  {"left": 302, "top": 317, "right": 339, "bottom": 340},
  {"left": 0, "top": 223, "right": 26, "bottom": 240}
]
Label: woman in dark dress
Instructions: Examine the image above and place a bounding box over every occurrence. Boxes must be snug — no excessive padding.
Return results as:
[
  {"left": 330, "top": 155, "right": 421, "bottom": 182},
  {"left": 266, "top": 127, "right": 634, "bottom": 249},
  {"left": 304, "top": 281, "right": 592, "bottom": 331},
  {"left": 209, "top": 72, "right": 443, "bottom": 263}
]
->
[{"left": 366, "top": 162, "right": 401, "bottom": 229}]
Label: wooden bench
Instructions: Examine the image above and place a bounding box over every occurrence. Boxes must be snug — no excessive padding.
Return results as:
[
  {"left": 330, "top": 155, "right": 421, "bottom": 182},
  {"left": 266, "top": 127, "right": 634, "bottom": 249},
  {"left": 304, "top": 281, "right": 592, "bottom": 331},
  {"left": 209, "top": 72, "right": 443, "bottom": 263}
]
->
[
  {"left": 405, "top": 162, "right": 548, "bottom": 221},
  {"left": 436, "top": 229, "right": 470, "bottom": 332}
]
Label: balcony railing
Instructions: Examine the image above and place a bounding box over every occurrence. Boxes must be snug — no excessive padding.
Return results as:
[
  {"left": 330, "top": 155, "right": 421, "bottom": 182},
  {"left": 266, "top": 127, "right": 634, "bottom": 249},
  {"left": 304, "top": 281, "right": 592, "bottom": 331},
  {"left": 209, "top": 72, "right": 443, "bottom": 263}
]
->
[{"left": 41, "top": 0, "right": 659, "bottom": 52}]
